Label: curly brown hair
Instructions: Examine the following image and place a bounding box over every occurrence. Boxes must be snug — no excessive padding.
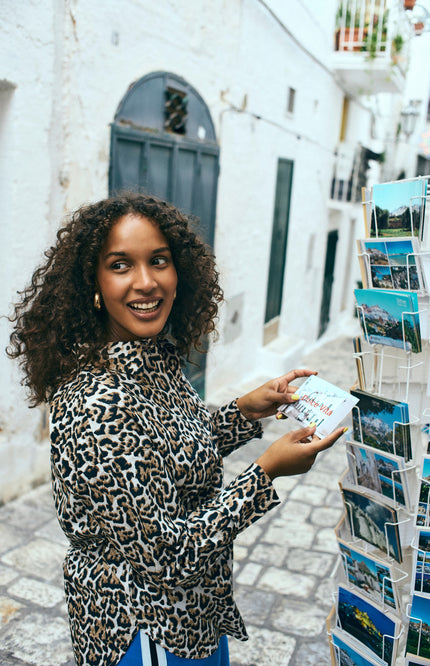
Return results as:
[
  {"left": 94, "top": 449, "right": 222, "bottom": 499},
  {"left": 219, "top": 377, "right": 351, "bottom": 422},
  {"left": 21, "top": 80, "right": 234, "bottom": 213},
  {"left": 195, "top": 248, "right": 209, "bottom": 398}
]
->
[{"left": 7, "top": 192, "right": 223, "bottom": 406}]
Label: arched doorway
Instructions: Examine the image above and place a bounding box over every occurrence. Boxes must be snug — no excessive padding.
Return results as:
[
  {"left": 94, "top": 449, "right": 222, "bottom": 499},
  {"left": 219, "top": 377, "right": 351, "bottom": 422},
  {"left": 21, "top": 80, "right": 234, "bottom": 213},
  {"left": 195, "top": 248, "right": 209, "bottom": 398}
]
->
[{"left": 109, "top": 72, "right": 220, "bottom": 396}]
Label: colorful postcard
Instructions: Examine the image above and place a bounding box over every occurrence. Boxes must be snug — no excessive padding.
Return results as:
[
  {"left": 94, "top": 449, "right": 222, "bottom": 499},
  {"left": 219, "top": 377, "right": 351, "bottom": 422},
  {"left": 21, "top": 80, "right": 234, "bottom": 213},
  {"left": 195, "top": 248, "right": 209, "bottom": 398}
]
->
[
  {"left": 370, "top": 178, "right": 427, "bottom": 239},
  {"left": 358, "top": 237, "right": 423, "bottom": 291},
  {"left": 341, "top": 486, "right": 402, "bottom": 563},
  {"left": 406, "top": 593, "right": 430, "bottom": 659},
  {"left": 417, "top": 457, "right": 430, "bottom": 528},
  {"left": 346, "top": 441, "right": 409, "bottom": 508},
  {"left": 277, "top": 375, "right": 358, "bottom": 438},
  {"left": 337, "top": 539, "right": 399, "bottom": 611},
  {"left": 331, "top": 627, "right": 387, "bottom": 666},
  {"left": 413, "top": 530, "right": 430, "bottom": 595},
  {"left": 355, "top": 288, "right": 422, "bottom": 353},
  {"left": 350, "top": 389, "right": 411, "bottom": 461},
  {"left": 337, "top": 585, "right": 399, "bottom": 666}
]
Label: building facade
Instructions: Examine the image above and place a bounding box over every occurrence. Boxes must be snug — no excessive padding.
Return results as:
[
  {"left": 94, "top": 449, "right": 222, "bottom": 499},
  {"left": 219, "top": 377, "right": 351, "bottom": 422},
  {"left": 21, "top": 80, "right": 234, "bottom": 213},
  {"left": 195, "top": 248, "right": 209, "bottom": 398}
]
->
[{"left": 1, "top": 0, "right": 429, "bottom": 501}]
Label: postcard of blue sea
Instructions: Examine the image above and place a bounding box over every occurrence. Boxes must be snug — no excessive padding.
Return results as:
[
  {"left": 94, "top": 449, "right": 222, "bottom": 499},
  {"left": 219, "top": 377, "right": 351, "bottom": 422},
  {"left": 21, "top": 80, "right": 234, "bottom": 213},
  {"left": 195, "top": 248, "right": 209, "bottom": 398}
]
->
[{"left": 355, "top": 288, "right": 421, "bottom": 353}]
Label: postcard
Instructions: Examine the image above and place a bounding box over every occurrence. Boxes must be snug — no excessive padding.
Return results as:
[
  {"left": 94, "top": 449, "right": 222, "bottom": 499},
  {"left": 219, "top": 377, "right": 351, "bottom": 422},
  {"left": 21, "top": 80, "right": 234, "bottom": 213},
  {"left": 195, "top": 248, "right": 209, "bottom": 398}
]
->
[
  {"left": 355, "top": 288, "right": 422, "bottom": 353},
  {"left": 277, "top": 375, "right": 358, "bottom": 438},
  {"left": 351, "top": 388, "right": 411, "bottom": 461},
  {"left": 406, "top": 593, "right": 430, "bottom": 659},
  {"left": 416, "top": 457, "right": 430, "bottom": 528},
  {"left": 370, "top": 178, "right": 427, "bottom": 239},
  {"left": 341, "top": 486, "right": 402, "bottom": 563},
  {"left": 331, "top": 627, "right": 387, "bottom": 666},
  {"left": 337, "top": 585, "right": 400, "bottom": 666},
  {"left": 357, "top": 237, "right": 423, "bottom": 291},
  {"left": 346, "top": 441, "right": 409, "bottom": 508},
  {"left": 413, "top": 529, "right": 430, "bottom": 595},
  {"left": 337, "top": 538, "right": 399, "bottom": 611}
]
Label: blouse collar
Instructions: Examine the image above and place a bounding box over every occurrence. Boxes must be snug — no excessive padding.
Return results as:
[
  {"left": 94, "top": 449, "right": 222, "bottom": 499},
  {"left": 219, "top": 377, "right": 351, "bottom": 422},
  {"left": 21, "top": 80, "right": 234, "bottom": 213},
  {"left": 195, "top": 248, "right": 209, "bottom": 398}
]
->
[{"left": 97, "top": 337, "right": 178, "bottom": 379}]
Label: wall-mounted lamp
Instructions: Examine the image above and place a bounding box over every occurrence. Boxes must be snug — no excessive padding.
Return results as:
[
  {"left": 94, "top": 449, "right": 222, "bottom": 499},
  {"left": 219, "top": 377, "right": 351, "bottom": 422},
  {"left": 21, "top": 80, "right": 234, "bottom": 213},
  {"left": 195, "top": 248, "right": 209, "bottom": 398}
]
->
[{"left": 400, "top": 101, "right": 421, "bottom": 139}]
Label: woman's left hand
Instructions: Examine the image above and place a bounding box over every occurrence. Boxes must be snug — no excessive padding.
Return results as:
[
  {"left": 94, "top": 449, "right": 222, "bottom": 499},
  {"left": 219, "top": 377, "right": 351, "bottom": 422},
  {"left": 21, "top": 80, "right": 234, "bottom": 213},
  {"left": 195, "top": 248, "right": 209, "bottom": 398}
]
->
[{"left": 236, "top": 368, "right": 317, "bottom": 421}]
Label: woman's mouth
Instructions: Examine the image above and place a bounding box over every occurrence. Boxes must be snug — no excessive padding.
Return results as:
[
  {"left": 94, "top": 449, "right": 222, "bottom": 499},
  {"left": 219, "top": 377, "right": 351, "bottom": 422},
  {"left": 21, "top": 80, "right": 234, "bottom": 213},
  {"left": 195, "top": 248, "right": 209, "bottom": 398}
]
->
[{"left": 128, "top": 300, "right": 161, "bottom": 314}]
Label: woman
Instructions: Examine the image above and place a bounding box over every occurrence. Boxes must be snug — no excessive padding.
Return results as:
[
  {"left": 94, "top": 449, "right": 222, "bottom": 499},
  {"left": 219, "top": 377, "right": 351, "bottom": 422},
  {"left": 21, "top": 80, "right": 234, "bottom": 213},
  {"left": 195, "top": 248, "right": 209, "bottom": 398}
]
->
[{"left": 8, "top": 193, "right": 345, "bottom": 666}]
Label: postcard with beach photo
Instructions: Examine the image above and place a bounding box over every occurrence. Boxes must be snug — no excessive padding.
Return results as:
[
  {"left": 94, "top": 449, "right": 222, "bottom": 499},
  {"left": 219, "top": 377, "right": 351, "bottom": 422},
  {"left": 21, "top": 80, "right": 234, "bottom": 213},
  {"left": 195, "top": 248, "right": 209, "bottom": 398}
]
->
[
  {"left": 277, "top": 375, "right": 358, "bottom": 438},
  {"left": 350, "top": 389, "right": 411, "bottom": 461},
  {"left": 346, "top": 441, "right": 409, "bottom": 508},
  {"left": 337, "top": 585, "right": 400, "bottom": 666},
  {"left": 416, "top": 456, "right": 430, "bottom": 528},
  {"left": 337, "top": 538, "right": 399, "bottom": 611},
  {"left": 370, "top": 178, "right": 427, "bottom": 239},
  {"left": 341, "top": 485, "right": 402, "bottom": 563},
  {"left": 357, "top": 237, "right": 423, "bottom": 291},
  {"left": 355, "top": 288, "right": 422, "bottom": 353},
  {"left": 406, "top": 592, "right": 430, "bottom": 660},
  {"left": 331, "top": 627, "right": 387, "bottom": 666}
]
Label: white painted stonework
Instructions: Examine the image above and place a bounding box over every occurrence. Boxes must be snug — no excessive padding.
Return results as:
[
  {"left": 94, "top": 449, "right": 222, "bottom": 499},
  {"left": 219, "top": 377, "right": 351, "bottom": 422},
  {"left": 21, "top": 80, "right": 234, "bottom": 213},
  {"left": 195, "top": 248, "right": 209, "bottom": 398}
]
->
[{"left": 1, "top": 0, "right": 430, "bottom": 502}]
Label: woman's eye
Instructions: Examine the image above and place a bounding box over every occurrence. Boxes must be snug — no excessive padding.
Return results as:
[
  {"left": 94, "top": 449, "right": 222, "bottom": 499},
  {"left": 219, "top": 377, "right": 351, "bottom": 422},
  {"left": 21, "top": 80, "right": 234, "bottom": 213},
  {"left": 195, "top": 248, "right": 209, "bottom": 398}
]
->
[
  {"left": 153, "top": 256, "right": 168, "bottom": 266},
  {"left": 111, "top": 261, "right": 128, "bottom": 270}
]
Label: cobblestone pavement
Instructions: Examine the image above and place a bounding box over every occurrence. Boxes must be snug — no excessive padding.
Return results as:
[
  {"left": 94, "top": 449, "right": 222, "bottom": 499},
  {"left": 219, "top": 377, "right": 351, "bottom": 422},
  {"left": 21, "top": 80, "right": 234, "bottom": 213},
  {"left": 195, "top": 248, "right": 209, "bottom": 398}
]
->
[{"left": 0, "top": 331, "right": 358, "bottom": 666}]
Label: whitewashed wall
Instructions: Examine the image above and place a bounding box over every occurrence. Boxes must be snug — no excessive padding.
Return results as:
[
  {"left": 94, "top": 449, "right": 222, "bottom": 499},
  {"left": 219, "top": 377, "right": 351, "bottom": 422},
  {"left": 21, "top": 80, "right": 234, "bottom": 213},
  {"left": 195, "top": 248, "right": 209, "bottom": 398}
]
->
[{"left": 1, "top": 0, "right": 425, "bottom": 501}]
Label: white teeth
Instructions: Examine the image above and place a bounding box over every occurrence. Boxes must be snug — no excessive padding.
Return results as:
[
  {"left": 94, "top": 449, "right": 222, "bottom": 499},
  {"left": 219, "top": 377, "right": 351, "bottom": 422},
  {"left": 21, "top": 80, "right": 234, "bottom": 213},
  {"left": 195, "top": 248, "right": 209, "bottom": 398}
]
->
[{"left": 129, "top": 301, "right": 159, "bottom": 311}]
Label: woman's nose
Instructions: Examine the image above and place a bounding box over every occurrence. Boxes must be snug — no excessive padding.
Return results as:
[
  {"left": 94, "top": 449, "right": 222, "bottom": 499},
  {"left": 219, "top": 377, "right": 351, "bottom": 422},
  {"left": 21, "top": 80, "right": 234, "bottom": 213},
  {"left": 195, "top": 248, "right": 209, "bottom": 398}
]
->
[{"left": 134, "top": 265, "right": 157, "bottom": 291}]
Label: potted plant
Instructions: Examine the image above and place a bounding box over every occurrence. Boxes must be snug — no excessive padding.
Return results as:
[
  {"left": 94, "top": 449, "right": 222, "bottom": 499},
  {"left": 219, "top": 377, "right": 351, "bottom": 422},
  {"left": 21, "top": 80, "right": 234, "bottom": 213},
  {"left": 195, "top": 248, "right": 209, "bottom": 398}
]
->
[
  {"left": 391, "top": 34, "right": 404, "bottom": 64},
  {"left": 335, "top": 2, "right": 365, "bottom": 51}
]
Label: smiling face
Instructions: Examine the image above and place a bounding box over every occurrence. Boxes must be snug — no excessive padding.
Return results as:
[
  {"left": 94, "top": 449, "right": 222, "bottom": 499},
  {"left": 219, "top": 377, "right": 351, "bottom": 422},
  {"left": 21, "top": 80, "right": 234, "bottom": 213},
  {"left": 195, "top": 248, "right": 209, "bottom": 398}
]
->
[{"left": 96, "top": 213, "right": 178, "bottom": 342}]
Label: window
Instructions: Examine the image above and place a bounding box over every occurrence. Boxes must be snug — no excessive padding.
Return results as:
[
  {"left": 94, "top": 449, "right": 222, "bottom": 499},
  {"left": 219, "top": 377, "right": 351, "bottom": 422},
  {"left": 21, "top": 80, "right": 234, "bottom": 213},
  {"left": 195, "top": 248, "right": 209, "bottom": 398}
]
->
[
  {"left": 287, "top": 87, "right": 296, "bottom": 114},
  {"left": 164, "top": 86, "right": 188, "bottom": 134}
]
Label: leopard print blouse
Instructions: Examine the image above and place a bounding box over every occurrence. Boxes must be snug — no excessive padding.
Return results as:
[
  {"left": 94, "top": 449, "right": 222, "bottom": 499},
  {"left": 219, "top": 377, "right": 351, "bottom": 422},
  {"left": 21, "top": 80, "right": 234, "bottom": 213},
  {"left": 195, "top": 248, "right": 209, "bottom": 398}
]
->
[{"left": 50, "top": 338, "right": 280, "bottom": 666}]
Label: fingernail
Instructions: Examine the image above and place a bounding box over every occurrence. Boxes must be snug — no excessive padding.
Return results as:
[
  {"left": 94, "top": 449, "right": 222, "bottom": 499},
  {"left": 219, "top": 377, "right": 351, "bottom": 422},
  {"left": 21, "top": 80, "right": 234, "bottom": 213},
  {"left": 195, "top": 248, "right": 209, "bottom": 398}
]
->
[
  {"left": 291, "top": 394, "right": 299, "bottom": 401},
  {"left": 276, "top": 413, "right": 287, "bottom": 420},
  {"left": 343, "top": 427, "right": 348, "bottom": 433},
  {"left": 309, "top": 422, "right": 316, "bottom": 428}
]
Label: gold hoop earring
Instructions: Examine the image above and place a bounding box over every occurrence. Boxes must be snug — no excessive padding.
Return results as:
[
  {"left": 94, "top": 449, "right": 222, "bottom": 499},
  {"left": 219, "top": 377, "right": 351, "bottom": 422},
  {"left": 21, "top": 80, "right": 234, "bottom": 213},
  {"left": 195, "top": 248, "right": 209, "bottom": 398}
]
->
[{"left": 94, "top": 292, "right": 101, "bottom": 310}]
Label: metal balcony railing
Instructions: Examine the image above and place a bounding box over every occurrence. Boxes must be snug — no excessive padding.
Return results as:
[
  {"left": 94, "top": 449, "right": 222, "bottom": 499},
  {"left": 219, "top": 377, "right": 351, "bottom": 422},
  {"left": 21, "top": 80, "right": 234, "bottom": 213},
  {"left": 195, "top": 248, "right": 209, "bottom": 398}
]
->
[{"left": 333, "top": 0, "right": 412, "bottom": 92}]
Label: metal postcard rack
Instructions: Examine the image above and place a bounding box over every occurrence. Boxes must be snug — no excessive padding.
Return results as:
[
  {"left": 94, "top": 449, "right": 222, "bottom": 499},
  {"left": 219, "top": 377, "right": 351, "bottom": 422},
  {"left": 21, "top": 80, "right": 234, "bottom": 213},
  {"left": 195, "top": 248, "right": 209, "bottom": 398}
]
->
[{"left": 328, "top": 176, "right": 430, "bottom": 665}]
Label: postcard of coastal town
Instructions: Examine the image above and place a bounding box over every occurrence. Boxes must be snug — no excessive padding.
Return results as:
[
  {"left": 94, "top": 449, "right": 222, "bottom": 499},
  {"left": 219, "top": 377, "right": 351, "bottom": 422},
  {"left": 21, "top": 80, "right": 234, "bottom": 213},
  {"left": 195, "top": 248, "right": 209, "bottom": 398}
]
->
[
  {"left": 337, "top": 585, "right": 399, "bottom": 666},
  {"left": 337, "top": 538, "right": 399, "bottom": 611},
  {"left": 341, "top": 486, "right": 402, "bottom": 563},
  {"left": 416, "top": 456, "right": 430, "bottom": 528},
  {"left": 355, "top": 287, "right": 422, "bottom": 353},
  {"left": 278, "top": 375, "right": 358, "bottom": 438},
  {"left": 406, "top": 592, "right": 430, "bottom": 660},
  {"left": 331, "top": 627, "right": 387, "bottom": 666},
  {"left": 412, "top": 529, "right": 430, "bottom": 598},
  {"left": 358, "top": 237, "right": 423, "bottom": 291},
  {"left": 350, "top": 388, "right": 411, "bottom": 460},
  {"left": 370, "top": 178, "right": 427, "bottom": 239},
  {"left": 345, "top": 441, "right": 409, "bottom": 509}
]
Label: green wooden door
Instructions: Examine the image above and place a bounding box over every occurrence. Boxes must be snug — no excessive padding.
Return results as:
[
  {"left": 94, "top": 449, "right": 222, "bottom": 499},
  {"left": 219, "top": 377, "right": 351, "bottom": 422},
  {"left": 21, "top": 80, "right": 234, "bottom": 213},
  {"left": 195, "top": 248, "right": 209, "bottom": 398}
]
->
[
  {"left": 318, "top": 229, "right": 339, "bottom": 337},
  {"left": 109, "top": 72, "right": 220, "bottom": 397},
  {"left": 265, "top": 159, "right": 294, "bottom": 323}
]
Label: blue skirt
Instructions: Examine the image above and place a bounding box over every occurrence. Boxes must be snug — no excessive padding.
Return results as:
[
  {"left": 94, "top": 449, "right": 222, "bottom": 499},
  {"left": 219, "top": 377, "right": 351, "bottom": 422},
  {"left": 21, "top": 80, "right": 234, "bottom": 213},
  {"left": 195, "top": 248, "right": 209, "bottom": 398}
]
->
[{"left": 117, "top": 632, "right": 230, "bottom": 666}]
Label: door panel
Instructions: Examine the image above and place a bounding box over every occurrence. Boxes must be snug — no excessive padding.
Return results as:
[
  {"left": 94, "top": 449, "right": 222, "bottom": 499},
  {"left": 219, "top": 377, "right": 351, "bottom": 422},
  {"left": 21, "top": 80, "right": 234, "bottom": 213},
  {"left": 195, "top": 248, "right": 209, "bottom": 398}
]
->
[
  {"left": 318, "top": 230, "right": 339, "bottom": 337},
  {"left": 265, "top": 159, "right": 294, "bottom": 323},
  {"left": 110, "top": 127, "right": 219, "bottom": 397}
]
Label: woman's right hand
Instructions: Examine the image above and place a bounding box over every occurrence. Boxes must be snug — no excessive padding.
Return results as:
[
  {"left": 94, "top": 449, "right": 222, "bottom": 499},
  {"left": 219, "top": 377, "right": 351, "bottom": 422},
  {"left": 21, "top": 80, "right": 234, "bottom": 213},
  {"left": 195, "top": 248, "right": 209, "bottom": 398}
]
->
[{"left": 255, "top": 425, "right": 346, "bottom": 480}]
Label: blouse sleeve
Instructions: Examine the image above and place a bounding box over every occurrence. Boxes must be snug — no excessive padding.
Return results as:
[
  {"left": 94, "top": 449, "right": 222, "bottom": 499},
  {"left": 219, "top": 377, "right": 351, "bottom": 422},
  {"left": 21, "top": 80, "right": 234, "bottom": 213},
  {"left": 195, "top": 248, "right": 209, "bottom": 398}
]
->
[
  {"left": 210, "top": 400, "right": 263, "bottom": 457},
  {"left": 68, "top": 398, "right": 279, "bottom": 592}
]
